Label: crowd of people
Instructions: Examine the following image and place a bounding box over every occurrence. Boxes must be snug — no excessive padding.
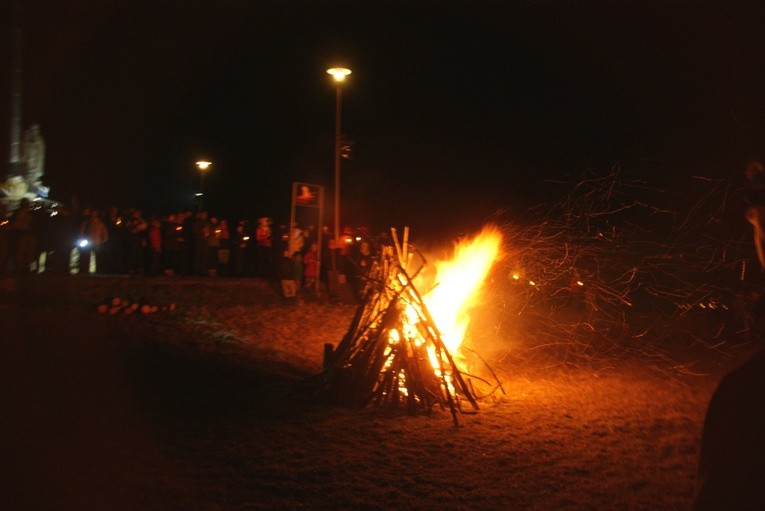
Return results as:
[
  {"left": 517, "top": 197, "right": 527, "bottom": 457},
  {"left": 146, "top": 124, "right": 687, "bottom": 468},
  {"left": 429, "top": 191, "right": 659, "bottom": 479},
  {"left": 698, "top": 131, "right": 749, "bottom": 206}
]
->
[{"left": 0, "top": 198, "right": 376, "bottom": 299}]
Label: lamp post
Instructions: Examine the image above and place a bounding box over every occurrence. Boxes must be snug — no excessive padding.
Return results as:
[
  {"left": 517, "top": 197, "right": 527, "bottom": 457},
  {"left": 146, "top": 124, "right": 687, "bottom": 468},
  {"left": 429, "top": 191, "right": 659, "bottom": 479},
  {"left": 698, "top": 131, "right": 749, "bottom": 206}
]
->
[
  {"left": 326, "top": 67, "right": 351, "bottom": 265},
  {"left": 196, "top": 160, "right": 212, "bottom": 211}
]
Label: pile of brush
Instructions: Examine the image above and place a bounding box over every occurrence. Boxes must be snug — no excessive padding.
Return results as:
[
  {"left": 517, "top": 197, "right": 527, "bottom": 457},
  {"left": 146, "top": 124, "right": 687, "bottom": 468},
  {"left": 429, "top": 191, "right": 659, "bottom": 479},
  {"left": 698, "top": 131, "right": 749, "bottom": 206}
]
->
[{"left": 310, "top": 227, "right": 482, "bottom": 426}]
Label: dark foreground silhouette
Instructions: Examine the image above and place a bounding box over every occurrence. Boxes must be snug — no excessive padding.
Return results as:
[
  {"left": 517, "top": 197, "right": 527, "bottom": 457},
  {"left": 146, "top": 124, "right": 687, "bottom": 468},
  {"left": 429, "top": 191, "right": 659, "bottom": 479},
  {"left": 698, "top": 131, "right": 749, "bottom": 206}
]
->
[{"left": 693, "top": 348, "right": 765, "bottom": 510}]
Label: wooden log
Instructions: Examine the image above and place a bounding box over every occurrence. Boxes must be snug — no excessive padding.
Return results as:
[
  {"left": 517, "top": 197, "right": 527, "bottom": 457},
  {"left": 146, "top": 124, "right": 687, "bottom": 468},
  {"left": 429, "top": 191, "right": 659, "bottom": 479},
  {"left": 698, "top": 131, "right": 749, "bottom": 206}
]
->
[
  {"left": 402, "top": 226, "right": 409, "bottom": 270},
  {"left": 390, "top": 227, "right": 404, "bottom": 266}
]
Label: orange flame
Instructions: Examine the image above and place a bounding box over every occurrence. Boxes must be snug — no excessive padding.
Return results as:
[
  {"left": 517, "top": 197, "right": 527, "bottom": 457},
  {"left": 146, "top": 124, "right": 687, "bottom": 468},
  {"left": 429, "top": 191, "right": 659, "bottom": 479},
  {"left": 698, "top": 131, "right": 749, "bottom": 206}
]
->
[{"left": 416, "top": 225, "right": 503, "bottom": 357}]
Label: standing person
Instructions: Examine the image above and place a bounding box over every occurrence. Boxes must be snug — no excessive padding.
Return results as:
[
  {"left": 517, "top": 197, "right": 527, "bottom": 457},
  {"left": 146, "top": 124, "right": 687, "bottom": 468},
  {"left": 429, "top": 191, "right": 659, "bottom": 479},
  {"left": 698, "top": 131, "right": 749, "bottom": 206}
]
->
[
  {"left": 692, "top": 296, "right": 765, "bottom": 510},
  {"left": 206, "top": 217, "right": 220, "bottom": 276},
  {"left": 288, "top": 224, "right": 305, "bottom": 288},
  {"left": 124, "top": 209, "right": 147, "bottom": 274},
  {"left": 78, "top": 208, "right": 109, "bottom": 274},
  {"left": 47, "top": 205, "right": 76, "bottom": 273},
  {"left": 350, "top": 240, "right": 374, "bottom": 301},
  {"left": 180, "top": 210, "right": 195, "bottom": 275},
  {"left": 0, "top": 202, "right": 11, "bottom": 272},
  {"left": 302, "top": 241, "right": 319, "bottom": 292},
  {"left": 9, "top": 198, "right": 37, "bottom": 274},
  {"left": 35, "top": 207, "right": 56, "bottom": 273},
  {"left": 193, "top": 211, "right": 210, "bottom": 276},
  {"left": 162, "top": 213, "right": 183, "bottom": 276},
  {"left": 278, "top": 249, "right": 297, "bottom": 298},
  {"left": 147, "top": 216, "right": 163, "bottom": 275},
  {"left": 744, "top": 159, "right": 765, "bottom": 274},
  {"left": 231, "top": 220, "right": 249, "bottom": 277},
  {"left": 254, "top": 217, "right": 273, "bottom": 278},
  {"left": 216, "top": 218, "right": 231, "bottom": 276},
  {"left": 320, "top": 225, "right": 332, "bottom": 288},
  {"left": 302, "top": 224, "right": 317, "bottom": 254},
  {"left": 103, "top": 206, "right": 123, "bottom": 274}
]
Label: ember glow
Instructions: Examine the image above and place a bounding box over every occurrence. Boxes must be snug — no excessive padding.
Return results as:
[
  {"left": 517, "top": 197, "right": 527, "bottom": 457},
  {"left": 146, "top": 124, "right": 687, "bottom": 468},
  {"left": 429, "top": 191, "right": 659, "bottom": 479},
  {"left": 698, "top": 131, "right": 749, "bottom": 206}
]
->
[{"left": 417, "top": 225, "right": 503, "bottom": 356}]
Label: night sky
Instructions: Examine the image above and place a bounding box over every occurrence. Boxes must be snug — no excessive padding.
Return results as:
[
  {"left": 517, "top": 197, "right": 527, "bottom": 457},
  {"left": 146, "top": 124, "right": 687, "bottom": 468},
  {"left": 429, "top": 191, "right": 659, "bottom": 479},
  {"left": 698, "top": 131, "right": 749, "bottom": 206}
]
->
[{"left": 2, "top": 0, "right": 765, "bottom": 240}]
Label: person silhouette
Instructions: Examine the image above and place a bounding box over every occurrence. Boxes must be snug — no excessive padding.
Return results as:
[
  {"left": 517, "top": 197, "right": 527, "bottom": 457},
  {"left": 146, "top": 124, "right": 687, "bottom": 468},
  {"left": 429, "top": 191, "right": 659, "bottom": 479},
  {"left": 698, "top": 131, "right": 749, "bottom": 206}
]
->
[
  {"left": 744, "top": 159, "right": 765, "bottom": 271},
  {"left": 692, "top": 295, "right": 765, "bottom": 510}
]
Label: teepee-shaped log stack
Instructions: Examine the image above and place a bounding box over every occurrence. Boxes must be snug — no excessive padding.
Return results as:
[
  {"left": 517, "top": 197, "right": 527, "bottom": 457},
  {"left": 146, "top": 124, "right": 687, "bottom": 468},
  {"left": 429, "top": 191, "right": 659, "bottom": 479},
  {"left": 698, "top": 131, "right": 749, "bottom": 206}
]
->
[{"left": 315, "top": 227, "right": 480, "bottom": 426}]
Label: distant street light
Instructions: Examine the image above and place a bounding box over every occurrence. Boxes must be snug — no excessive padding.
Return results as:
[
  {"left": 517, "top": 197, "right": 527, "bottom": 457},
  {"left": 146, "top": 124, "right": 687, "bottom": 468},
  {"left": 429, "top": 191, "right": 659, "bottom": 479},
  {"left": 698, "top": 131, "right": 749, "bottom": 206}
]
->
[
  {"left": 326, "top": 67, "right": 351, "bottom": 268},
  {"left": 196, "top": 160, "right": 212, "bottom": 211}
]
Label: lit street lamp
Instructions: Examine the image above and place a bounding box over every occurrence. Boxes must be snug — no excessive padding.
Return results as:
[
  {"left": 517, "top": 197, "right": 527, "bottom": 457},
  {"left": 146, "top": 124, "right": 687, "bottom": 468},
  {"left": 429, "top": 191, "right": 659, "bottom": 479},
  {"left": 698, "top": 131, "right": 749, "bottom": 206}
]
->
[
  {"left": 196, "top": 160, "right": 212, "bottom": 211},
  {"left": 326, "top": 67, "right": 351, "bottom": 268}
]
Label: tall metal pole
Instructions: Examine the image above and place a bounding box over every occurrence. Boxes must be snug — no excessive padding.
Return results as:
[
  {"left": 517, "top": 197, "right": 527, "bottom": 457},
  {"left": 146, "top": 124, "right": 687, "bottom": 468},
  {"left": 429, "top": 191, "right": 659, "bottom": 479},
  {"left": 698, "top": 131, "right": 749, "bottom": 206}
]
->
[
  {"left": 326, "top": 67, "right": 351, "bottom": 274},
  {"left": 8, "top": 2, "right": 24, "bottom": 178},
  {"left": 196, "top": 160, "right": 211, "bottom": 212},
  {"left": 199, "top": 172, "right": 205, "bottom": 212},
  {"left": 333, "top": 85, "right": 342, "bottom": 250}
]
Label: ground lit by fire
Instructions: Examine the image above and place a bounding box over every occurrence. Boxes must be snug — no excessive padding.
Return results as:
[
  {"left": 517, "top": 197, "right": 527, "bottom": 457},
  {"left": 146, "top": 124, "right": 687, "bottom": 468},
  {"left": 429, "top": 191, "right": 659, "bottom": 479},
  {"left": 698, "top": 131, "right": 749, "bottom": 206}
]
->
[{"left": 1, "top": 270, "right": 748, "bottom": 510}]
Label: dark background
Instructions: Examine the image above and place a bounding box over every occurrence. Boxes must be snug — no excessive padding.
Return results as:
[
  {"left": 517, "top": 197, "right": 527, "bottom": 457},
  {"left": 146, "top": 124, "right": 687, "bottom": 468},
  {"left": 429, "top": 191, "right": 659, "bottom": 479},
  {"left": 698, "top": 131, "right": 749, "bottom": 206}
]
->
[{"left": 2, "top": 0, "right": 765, "bottom": 239}]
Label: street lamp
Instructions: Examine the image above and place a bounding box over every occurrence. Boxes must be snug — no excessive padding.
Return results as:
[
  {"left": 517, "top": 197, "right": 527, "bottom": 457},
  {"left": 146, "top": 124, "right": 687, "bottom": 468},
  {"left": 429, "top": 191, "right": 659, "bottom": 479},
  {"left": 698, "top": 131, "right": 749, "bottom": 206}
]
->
[
  {"left": 326, "top": 67, "right": 351, "bottom": 266},
  {"left": 196, "top": 160, "right": 212, "bottom": 211}
]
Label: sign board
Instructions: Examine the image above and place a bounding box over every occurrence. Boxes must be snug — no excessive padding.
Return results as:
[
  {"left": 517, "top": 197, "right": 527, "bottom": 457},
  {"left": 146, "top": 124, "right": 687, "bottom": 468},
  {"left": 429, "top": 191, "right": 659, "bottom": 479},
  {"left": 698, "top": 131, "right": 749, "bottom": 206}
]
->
[{"left": 290, "top": 182, "right": 324, "bottom": 293}]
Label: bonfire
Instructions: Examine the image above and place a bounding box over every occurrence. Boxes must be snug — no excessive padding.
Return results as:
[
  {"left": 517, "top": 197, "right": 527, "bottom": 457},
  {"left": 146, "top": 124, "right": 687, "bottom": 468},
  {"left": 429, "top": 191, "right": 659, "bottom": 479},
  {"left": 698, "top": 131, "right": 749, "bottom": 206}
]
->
[{"left": 310, "top": 226, "right": 504, "bottom": 425}]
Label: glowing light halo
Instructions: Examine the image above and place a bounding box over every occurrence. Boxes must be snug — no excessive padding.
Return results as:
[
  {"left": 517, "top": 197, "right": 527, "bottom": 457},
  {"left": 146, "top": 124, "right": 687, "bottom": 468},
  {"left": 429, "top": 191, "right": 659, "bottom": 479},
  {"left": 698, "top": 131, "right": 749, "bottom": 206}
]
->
[{"left": 326, "top": 67, "right": 352, "bottom": 82}]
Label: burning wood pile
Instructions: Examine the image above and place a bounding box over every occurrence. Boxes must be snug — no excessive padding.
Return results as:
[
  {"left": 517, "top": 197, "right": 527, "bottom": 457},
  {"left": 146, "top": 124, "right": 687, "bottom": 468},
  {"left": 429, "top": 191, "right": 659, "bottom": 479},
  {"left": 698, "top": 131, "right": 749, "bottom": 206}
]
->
[{"left": 311, "top": 226, "right": 503, "bottom": 425}]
